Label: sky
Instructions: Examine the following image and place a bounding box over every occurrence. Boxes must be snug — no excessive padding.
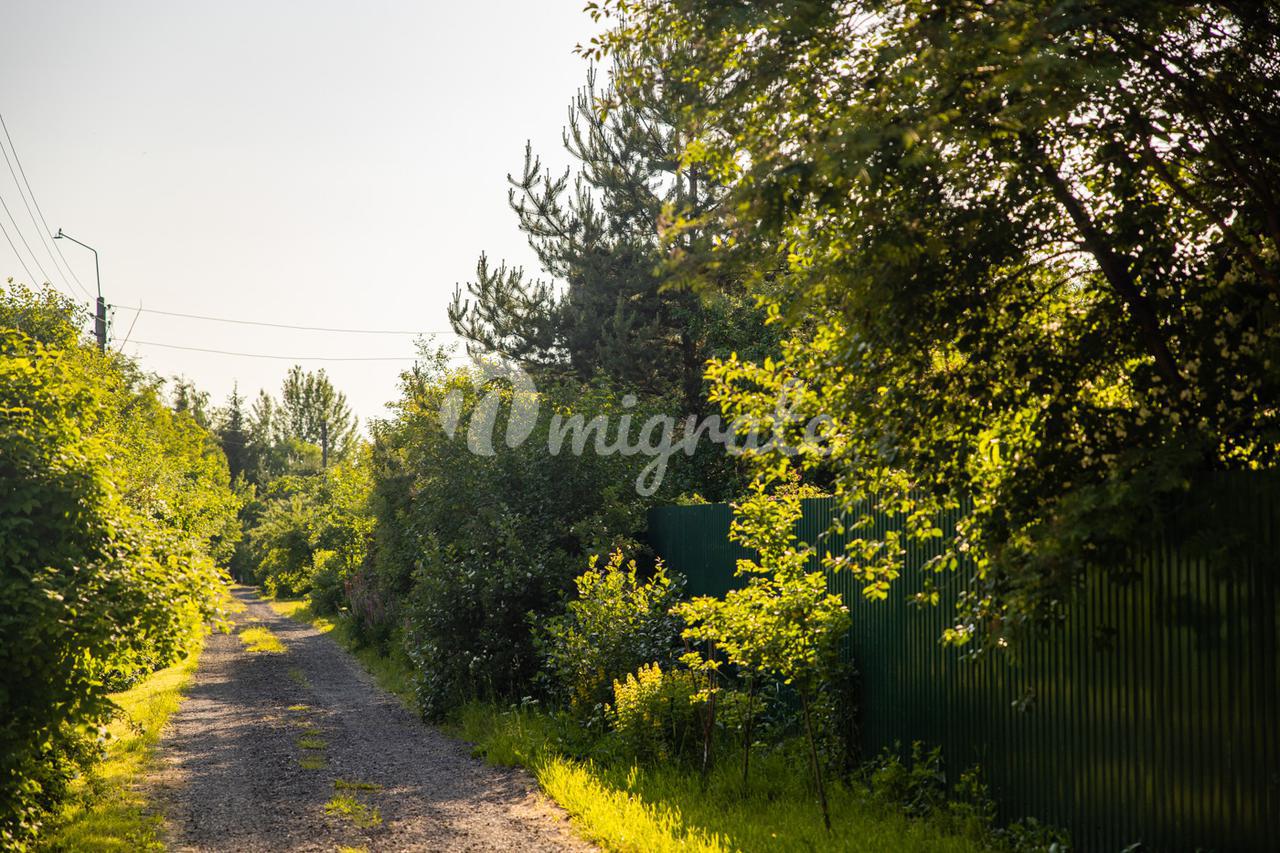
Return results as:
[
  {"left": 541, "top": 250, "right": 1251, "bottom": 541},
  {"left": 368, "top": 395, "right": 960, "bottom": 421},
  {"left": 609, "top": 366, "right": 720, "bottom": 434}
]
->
[{"left": 0, "top": 1, "right": 601, "bottom": 424}]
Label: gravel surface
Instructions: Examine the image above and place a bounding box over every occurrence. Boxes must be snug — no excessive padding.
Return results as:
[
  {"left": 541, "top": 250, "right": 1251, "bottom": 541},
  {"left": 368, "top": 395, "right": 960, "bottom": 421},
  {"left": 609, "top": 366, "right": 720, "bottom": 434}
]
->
[{"left": 154, "top": 587, "right": 592, "bottom": 852}]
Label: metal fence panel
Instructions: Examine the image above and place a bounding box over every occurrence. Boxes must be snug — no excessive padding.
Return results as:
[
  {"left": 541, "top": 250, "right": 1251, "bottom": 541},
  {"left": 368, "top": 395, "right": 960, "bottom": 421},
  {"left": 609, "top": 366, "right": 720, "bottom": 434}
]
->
[{"left": 646, "top": 475, "right": 1280, "bottom": 851}]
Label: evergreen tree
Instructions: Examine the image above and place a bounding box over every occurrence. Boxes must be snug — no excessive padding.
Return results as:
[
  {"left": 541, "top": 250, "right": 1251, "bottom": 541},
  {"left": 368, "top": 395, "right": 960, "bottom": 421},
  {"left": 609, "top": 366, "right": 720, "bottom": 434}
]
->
[
  {"left": 448, "top": 63, "right": 771, "bottom": 413},
  {"left": 169, "top": 375, "right": 212, "bottom": 427},
  {"left": 216, "top": 384, "right": 251, "bottom": 482}
]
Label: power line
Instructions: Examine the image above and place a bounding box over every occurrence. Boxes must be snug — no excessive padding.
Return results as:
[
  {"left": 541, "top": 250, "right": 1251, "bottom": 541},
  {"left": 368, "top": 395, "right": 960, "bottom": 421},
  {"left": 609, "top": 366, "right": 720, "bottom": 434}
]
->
[
  {"left": 113, "top": 303, "right": 143, "bottom": 353},
  {"left": 0, "top": 214, "right": 38, "bottom": 285},
  {"left": 0, "top": 187, "right": 57, "bottom": 287},
  {"left": 127, "top": 338, "right": 422, "bottom": 362},
  {"left": 0, "top": 113, "right": 92, "bottom": 300},
  {"left": 0, "top": 114, "right": 84, "bottom": 299},
  {"left": 126, "top": 305, "right": 460, "bottom": 335}
]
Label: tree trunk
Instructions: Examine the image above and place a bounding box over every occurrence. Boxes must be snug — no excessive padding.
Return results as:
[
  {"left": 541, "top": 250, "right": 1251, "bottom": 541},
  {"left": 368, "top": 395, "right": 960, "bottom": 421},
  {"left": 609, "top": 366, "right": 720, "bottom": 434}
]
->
[
  {"left": 741, "top": 674, "right": 758, "bottom": 791},
  {"left": 800, "top": 688, "right": 832, "bottom": 832}
]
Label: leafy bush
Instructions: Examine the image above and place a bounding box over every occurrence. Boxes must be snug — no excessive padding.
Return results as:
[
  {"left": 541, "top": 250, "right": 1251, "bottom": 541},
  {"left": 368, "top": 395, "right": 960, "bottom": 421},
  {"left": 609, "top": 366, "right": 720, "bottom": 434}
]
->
[
  {"left": 307, "top": 549, "right": 345, "bottom": 615},
  {"left": 1, "top": 287, "right": 234, "bottom": 846},
  {"left": 242, "top": 454, "right": 372, "bottom": 600},
  {"left": 368, "top": 361, "right": 695, "bottom": 718},
  {"left": 539, "top": 551, "right": 684, "bottom": 722},
  {"left": 609, "top": 663, "right": 701, "bottom": 764}
]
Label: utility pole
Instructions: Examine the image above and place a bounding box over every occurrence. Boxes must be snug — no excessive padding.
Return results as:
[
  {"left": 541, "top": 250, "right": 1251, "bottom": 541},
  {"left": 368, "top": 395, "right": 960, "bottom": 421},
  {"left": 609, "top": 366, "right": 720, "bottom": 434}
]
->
[
  {"left": 53, "top": 228, "right": 105, "bottom": 352},
  {"left": 320, "top": 419, "right": 329, "bottom": 470}
]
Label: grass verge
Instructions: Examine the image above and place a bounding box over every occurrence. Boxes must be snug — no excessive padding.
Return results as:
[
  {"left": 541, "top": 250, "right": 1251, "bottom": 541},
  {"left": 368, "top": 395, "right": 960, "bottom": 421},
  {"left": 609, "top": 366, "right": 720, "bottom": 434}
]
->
[
  {"left": 453, "top": 703, "right": 997, "bottom": 853},
  {"left": 38, "top": 643, "right": 203, "bottom": 852},
  {"left": 268, "top": 592, "right": 991, "bottom": 851}
]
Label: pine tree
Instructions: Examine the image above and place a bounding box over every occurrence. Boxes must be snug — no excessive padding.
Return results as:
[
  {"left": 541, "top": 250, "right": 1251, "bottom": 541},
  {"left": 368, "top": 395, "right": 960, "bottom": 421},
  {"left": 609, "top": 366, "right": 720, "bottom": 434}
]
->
[{"left": 448, "top": 62, "right": 769, "bottom": 413}]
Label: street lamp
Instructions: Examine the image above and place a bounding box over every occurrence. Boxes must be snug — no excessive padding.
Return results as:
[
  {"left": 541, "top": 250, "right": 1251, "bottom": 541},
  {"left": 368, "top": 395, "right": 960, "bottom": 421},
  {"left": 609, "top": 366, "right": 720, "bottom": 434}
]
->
[{"left": 54, "top": 228, "right": 105, "bottom": 352}]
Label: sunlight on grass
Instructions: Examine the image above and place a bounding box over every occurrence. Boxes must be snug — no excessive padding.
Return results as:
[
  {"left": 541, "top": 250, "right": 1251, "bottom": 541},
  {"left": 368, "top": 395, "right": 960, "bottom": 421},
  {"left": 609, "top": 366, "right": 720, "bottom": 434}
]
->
[
  {"left": 268, "top": 599, "right": 335, "bottom": 633},
  {"left": 456, "top": 703, "right": 995, "bottom": 853},
  {"left": 323, "top": 794, "right": 381, "bottom": 829},
  {"left": 39, "top": 644, "right": 203, "bottom": 852},
  {"left": 238, "top": 625, "right": 285, "bottom": 654}
]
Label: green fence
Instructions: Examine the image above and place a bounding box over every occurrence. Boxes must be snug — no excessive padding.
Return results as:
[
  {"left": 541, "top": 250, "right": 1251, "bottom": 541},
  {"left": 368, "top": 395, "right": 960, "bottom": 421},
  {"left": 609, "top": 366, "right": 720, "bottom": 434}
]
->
[{"left": 647, "top": 475, "right": 1280, "bottom": 851}]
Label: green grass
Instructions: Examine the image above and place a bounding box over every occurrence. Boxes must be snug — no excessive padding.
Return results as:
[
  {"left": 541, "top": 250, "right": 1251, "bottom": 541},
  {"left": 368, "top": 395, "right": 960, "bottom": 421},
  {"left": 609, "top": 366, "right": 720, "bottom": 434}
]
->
[
  {"left": 38, "top": 644, "right": 203, "bottom": 852},
  {"left": 334, "top": 779, "right": 381, "bottom": 792},
  {"left": 454, "top": 703, "right": 997, "bottom": 853},
  {"left": 297, "top": 736, "right": 328, "bottom": 750},
  {"left": 238, "top": 625, "right": 285, "bottom": 654},
  {"left": 323, "top": 794, "right": 381, "bottom": 829},
  {"left": 268, "top": 599, "right": 415, "bottom": 707},
  {"left": 298, "top": 755, "right": 328, "bottom": 770},
  {"left": 265, "top": 590, "right": 997, "bottom": 851}
]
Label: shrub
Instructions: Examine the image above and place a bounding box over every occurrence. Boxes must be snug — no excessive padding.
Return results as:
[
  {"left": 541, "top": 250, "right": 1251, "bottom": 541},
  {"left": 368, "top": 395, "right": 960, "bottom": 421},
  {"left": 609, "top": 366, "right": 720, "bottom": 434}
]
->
[
  {"left": 307, "top": 549, "right": 346, "bottom": 615},
  {"left": 539, "top": 551, "right": 684, "bottom": 723},
  {"left": 0, "top": 303, "right": 231, "bottom": 847},
  {"left": 373, "top": 365, "right": 690, "bottom": 718},
  {"left": 609, "top": 663, "right": 701, "bottom": 764}
]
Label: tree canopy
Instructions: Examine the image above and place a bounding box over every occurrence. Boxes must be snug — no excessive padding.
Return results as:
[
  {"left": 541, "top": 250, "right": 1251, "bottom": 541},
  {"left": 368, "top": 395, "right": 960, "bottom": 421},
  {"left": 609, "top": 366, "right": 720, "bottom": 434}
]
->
[{"left": 595, "top": 1, "right": 1280, "bottom": 642}]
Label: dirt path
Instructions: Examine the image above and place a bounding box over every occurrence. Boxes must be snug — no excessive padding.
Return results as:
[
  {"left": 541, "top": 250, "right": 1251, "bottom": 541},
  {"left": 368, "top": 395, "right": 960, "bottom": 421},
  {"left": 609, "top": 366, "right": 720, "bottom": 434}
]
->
[{"left": 154, "top": 587, "right": 590, "bottom": 852}]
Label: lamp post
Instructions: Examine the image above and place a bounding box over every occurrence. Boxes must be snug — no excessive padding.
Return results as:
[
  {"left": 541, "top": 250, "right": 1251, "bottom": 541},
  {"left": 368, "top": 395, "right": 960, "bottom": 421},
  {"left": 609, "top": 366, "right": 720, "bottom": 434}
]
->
[{"left": 54, "top": 228, "right": 105, "bottom": 352}]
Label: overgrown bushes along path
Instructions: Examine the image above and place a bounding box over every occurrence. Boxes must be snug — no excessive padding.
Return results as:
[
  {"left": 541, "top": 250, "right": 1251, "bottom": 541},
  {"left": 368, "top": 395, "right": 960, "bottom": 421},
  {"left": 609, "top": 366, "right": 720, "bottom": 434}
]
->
[{"left": 154, "top": 588, "right": 590, "bottom": 852}]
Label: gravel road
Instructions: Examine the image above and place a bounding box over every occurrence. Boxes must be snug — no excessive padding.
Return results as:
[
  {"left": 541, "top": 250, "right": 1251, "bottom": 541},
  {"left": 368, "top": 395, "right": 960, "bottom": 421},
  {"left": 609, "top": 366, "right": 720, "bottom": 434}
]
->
[{"left": 154, "top": 587, "right": 590, "bottom": 852}]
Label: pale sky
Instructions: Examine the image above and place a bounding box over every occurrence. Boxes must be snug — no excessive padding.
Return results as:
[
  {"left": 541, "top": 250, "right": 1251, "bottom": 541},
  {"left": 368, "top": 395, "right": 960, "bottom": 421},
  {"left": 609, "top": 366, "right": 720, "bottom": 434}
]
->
[{"left": 0, "top": 1, "right": 599, "bottom": 424}]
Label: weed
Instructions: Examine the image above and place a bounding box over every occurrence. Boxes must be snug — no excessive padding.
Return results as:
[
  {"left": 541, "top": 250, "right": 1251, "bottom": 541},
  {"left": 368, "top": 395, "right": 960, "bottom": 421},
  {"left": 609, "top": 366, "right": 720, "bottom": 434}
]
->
[
  {"left": 299, "top": 756, "right": 327, "bottom": 771},
  {"left": 288, "top": 667, "right": 311, "bottom": 688},
  {"left": 324, "top": 794, "right": 381, "bottom": 829},
  {"left": 334, "top": 779, "right": 381, "bottom": 792},
  {"left": 297, "top": 736, "right": 328, "bottom": 750},
  {"left": 456, "top": 702, "right": 993, "bottom": 853}
]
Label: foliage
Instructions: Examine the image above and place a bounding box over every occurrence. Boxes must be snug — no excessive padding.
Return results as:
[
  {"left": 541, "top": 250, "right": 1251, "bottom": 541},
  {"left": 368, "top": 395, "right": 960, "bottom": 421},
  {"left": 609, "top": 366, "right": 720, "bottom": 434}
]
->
[
  {"left": 448, "top": 64, "right": 776, "bottom": 413},
  {"left": 609, "top": 663, "right": 702, "bottom": 764},
  {"left": 677, "top": 481, "right": 850, "bottom": 824},
  {"left": 594, "top": 1, "right": 1280, "bottom": 645},
  {"left": 241, "top": 453, "right": 373, "bottom": 601},
  {"left": 220, "top": 366, "right": 359, "bottom": 486},
  {"left": 365, "top": 355, "right": 701, "bottom": 718},
  {"left": 457, "top": 701, "right": 1002, "bottom": 853},
  {"left": 539, "top": 551, "right": 685, "bottom": 721},
  {"left": 0, "top": 285, "right": 234, "bottom": 846}
]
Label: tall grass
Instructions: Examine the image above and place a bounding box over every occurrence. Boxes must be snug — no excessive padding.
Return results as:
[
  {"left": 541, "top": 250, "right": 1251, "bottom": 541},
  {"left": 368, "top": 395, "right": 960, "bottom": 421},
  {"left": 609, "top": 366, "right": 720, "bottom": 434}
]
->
[{"left": 453, "top": 703, "right": 995, "bottom": 853}]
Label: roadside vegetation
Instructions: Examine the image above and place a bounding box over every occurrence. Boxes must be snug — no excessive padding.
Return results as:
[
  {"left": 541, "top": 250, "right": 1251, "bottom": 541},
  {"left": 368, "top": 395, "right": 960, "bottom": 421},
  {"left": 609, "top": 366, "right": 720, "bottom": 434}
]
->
[
  {"left": 1, "top": 284, "right": 237, "bottom": 848},
  {"left": 4, "top": 2, "right": 1273, "bottom": 850},
  {"left": 36, "top": 647, "right": 202, "bottom": 852}
]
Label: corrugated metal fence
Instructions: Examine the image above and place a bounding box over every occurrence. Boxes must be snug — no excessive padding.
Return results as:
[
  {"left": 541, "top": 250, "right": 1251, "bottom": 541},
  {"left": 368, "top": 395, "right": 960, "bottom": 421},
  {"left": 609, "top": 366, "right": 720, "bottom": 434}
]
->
[{"left": 647, "top": 475, "right": 1280, "bottom": 851}]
